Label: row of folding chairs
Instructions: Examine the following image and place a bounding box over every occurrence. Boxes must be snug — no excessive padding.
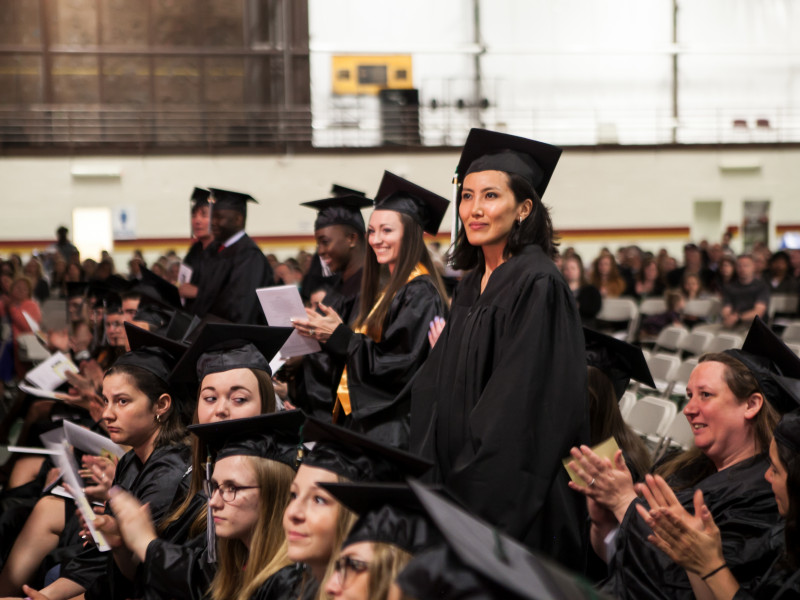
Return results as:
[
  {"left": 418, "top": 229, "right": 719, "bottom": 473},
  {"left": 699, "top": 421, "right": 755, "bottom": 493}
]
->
[
  {"left": 596, "top": 294, "right": 800, "bottom": 343},
  {"left": 619, "top": 393, "right": 694, "bottom": 451},
  {"left": 650, "top": 324, "right": 800, "bottom": 358}
]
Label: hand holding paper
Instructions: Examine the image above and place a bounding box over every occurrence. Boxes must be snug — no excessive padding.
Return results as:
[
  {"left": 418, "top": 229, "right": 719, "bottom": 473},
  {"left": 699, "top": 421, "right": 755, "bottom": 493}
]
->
[
  {"left": 256, "top": 285, "right": 321, "bottom": 357},
  {"left": 564, "top": 438, "right": 639, "bottom": 523}
]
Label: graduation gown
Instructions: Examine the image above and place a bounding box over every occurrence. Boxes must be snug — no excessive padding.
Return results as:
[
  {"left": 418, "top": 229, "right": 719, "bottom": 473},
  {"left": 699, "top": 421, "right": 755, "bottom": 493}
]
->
[
  {"left": 732, "top": 524, "right": 800, "bottom": 600},
  {"left": 183, "top": 240, "right": 210, "bottom": 312},
  {"left": 61, "top": 443, "right": 192, "bottom": 599},
  {"left": 601, "top": 453, "right": 782, "bottom": 600},
  {"left": 249, "top": 563, "right": 308, "bottom": 600},
  {"left": 326, "top": 275, "right": 447, "bottom": 449},
  {"left": 291, "top": 268, "right": 362, "bottom": 420},
  {"left": 143, "top": 533, "right": 214, "bottom": 600},
  {"left": 409, "top": 245, "right": 589, "bottom": 571},
  {"left": 191, "top": 233, "right": 273, "bottom": 324}
]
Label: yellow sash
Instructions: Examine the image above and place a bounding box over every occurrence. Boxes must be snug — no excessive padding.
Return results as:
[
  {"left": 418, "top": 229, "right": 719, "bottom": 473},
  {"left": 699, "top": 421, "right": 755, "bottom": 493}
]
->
[{"left": 334, "top": 264, "right": 429, "bottom": 418}]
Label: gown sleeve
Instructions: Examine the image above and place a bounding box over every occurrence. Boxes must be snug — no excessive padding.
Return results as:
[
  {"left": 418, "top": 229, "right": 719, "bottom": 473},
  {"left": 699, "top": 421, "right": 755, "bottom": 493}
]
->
[
  {"left": 446, "top": 272, "right": 588, "bottom": 556},
  {"left": 328, "top": 277, "right": 446, "bottom": 422},
  {"left": 143, "top": 534, "right": 214, "bottom": 600}
]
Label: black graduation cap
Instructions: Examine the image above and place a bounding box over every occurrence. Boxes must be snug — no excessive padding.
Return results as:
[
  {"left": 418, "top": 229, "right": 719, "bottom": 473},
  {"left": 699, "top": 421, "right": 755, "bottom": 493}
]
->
[
  {"left": 136, "top": 266, "right": 182, "bottom": 310},
  {"left": 397, "top": 480, "right": 607, "bottom": 600},
  {"left": 191, "top": 187, "right": 211, "bottom": 211},
  {"left": 170, "top": 323, "right": 293, "bottom": 383},
  {"left": 456, "top": 128, "right": 562, "bottom": 200},
  {"left": 301, "top": 194, "right": 373, "bottom": 234},
  {"left": 208, "top": 187, "right": 257, "bottom": 217},
  {"left": 584, "top": 327, "right": 655, "bottom": 399},
  {"left": 188, "top": 410, "right": 305, "bottom": 468},
  {"left": 774, "top": 409, "right": 800, "bottom": 454},
  {"left": 725, "top": 316, "right": 800, "bottom": 414},
  {"left": 66, "top": 282, "right": 89, "bottom": 300},
  {"left": 301, "top": 416, "right": 432, "bottom": 483},
  {"left": 330, "top": 183, "right": 366, "bottom": 197},
  {"left": 319, "top": 482, "right": 440, "bottom": 555},
  {"left": 373, "top": 171, "right": 450, "bottom": 236},
  {"left": 113, "top": 323, "right": 189, "bottom": 385}
]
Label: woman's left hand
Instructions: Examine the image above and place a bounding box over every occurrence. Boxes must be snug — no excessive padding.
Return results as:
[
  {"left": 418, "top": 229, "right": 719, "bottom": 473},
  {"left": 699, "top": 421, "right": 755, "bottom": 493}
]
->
[
  {"left": 636, "top": 488, "right": 724, "bottom": 576},
  {"left": 80, "top": 455, "right": 116, "bottom": 502},
  {"left": 291, "top": 302, "right": 343, "bottom": 344},
  {"left": 568, "top": 447, "right": 637, "bottom": 522},
  {"left": 636, "top": 474, "right": 703, "bottom": 533}
]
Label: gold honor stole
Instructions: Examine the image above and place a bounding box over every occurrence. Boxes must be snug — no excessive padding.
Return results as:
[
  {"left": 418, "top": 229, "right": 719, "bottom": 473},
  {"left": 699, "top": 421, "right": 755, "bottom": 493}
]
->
[{"left": 334, "top": 263, "right": 429, "bottom": 418}]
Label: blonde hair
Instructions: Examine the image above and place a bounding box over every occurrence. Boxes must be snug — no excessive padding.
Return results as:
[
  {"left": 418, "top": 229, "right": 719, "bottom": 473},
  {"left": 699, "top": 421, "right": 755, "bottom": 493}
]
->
[
  {"left": 367, "top": 543, "right": 414, "bottom": 600},
  {"left": 307, "top": 475, "right": 357, "bottom": 600},
  {"left": 209, "top": 456, "right": 296, "bottom": 600}
]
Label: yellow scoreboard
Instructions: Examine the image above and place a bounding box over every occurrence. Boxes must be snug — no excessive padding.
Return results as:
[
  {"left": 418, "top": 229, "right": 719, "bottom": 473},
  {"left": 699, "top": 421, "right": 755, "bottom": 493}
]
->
[{"left": 332, "top": 55, "right": 413, "bottom": 96}]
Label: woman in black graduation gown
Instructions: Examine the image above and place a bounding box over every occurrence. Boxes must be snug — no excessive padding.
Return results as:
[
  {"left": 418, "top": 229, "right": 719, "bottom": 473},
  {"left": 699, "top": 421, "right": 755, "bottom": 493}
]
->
[
  {"left": 22, "top": 339, "right": 192, "bottom": 600},
  {"left": 293, "top": 172, "right": 449, "bottom": 448},
  {"left": 180, "top": 187, "right": 213, "bottom": 311},
  {"left": 108, "top": 323, "right": 292, "bottom": 600},
  {"left": 636, "top": 408, "right": 800, "bottom": 599},
  {"left": 409, "top": 128, "right": 589, "bottom": 570},
  {"left": 569, "top": 318, "right": 791, "bottom": 599}
]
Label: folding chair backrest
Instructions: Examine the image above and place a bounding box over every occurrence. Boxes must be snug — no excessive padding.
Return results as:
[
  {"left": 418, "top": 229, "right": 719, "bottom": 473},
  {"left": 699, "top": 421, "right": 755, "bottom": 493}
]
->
[
  {"left": 654, "top": 326, "right": 688, "bottom": 353},
  {"left": 639, "top": 298, "right": 667, "bottom": 316},
  {"left": 678, "top": 331, "right": 714, "bottom": 356},
  {"left": 625, "top": 395, "right": 677, "bottom": 437},
  {"left": 619, "top": 391, "right": 637, "bottom": 419},
  {"left": 782, "top": 323, "right": 800, "bottom": 345},
  {"left": 646, "top": 353, "right": 681, "bottom": 384},
  {"left": 706, "top": 333, "right": 743, "bottom": 353},
  {"left": 661, "top": 413, "right": 694, "bottom": 450}
]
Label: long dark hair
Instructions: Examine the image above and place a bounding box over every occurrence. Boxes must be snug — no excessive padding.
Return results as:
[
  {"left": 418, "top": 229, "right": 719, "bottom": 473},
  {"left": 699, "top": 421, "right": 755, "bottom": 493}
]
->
[
  {"left": 587, "top": 366, "right": 652, "bottom": 479},
  {"left": 776, "top": 441, "right": 800, "bottom": 568},
  {"left": 449, "top": 172, "right": 558, "bottom": 271},
  {"left": 656, "top": 353, "right": 779, "bottom": 488},
  {"left": 355, "top": 211, "right": 447, "bottom": 341},
  {"left": 103, "top": 364, "right": 186, "bottom": 450}
]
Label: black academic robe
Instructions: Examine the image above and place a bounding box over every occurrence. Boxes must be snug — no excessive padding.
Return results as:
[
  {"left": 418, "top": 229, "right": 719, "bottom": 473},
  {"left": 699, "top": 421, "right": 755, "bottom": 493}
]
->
[
  {"left": 291, "top": 268, "right": 362, "bottom": 420},
  {"left": 61, "top": 443, "right": 192, "bottom": 599},
  {"left": 731, "top": 523, "right": 800, "bottom": 600},
  {"left": 325, "top": 275, "right": 447, "bottom": 449},
  {"left": 191, "top": 234, "right": 273, "bottom": 324},
  {"left": 602, "top": 453, "right": 782, "bottom": 600},
  {"left": 143, "top": 533, "right": 213, "bottom": 600},
  {"left": 250, "top": 563, "right": 308, "bottom": 600},
  {"left": 183, "top": 240, "right": 209, "bottom": 312},
  {"left": 410, "top": 245, "right": 589, "bottom": 571}
]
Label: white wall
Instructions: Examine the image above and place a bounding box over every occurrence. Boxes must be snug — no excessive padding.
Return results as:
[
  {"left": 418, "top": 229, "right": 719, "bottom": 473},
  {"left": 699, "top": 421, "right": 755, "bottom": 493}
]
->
[
  {"left": 308, "top": 0, "right": 800, "bottom": 146},
  {"left": 2, "top": 146, "right": 798, "bottom": 266}
]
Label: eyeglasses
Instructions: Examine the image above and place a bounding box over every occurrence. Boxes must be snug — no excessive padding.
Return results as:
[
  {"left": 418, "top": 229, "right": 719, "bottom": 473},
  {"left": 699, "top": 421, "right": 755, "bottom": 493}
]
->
[
  {"left": 202, "top": 479, "right": 258, "bottom": 503},
  {"left": 332, "top": 555, "right": 369, "bottom": 587}
]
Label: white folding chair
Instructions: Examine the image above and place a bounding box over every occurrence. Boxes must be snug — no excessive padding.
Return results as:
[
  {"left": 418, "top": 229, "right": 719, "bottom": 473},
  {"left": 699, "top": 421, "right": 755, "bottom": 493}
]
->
[
  {"left": 684, "top": 298, "right": 719, "bottom": 321},
  {"left": 639, "top": 297, "right": 667, "bottom": 316},
  {"left": 786, "top": 343, "right": 800, "bottom": 358},
  {"left": 782, "top": 323, "right": 800, "bottom": 345},
  {"left": 653, "top": 413, "right": 694, "bottom": 451},
  {"left": 653, "top": 325, "right": 688, "bottom": 355},
  {"left": 619, "top": 390, "right": 637, "bottom": 420},
  {"left": 667, "top": 357, "right": 699, "bottom": 398},
  {"left": 768, "top": 294, "right": 799, "bottom": 325},
  {"left": 596, "top": 297, "right": 640, "bottom": 342},
  {"left": 645, "top": 353, "right": 682, "bottom": 394},
  {"left": 691, "top": 323, "right": 724, "bottom": 336},
  {"left": 677, "top": 330, "right": 714, "bottom": 356},
  {"left": 625, "top": 395, "right": 677, "bottom": 437},
  {"left": 706, "top": 333, "right": 743, "bottom": 353}
]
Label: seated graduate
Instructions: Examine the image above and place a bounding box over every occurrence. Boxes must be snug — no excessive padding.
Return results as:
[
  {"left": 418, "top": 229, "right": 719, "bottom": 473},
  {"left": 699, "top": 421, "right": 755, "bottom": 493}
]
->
[
  {"left": 580, "top": 328, "right": 654, "bottom": 574},
  {"left": 267, "top": 416, "right": 432, "bottom": 600},
  {"left": 570, "top": 317, "right": 793, "bottom": 599},
  {"left": 637, "top": 408, "right": 800, "bottom": 599},
  {"left": 318, "top": 482, "right": 441, "bottom": 600},
  {"left": 111, "top": 411, "right": 305, "bottom": 600},
  {"left": 292, "top": 172, "right": 449, "bottom": 448},
  {"left": 288, "top": 186, "right": 372, "bottom": 419},
  {"left": 395, "top": 480, "right": 606, "bottom": 600},
  {"left": 111, "top": 323, "right": 293, "bottom": 600},
  {"left": 8, "top": 329, "right": 192, "bottom": 600}
]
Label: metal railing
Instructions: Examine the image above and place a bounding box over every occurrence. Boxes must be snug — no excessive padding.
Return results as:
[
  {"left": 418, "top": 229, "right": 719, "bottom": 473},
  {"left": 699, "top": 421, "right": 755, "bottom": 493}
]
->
[{"left": 0, "top": 104, "right": 798, "bottom": 151}]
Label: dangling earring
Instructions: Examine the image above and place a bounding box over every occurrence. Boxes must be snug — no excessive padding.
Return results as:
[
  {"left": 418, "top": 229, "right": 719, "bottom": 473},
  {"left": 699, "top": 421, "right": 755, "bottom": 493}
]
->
[
  {"left": 155, "top": 413, "right": 161, "bottom": 424},
  {"left": 518, "top": 215, "right": 523, "bottom": 225}
]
